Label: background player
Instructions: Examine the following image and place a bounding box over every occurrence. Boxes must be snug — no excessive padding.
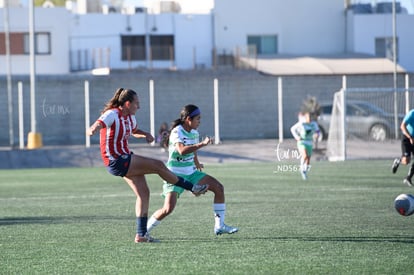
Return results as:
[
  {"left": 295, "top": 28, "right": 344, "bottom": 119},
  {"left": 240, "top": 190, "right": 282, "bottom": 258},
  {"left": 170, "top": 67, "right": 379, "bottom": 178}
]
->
[
  {"left": 290, "top": 111, "right": 320, "bottom": 180},
  {"left": 391, "top": 109, "right": 414, "bottom": 186}
]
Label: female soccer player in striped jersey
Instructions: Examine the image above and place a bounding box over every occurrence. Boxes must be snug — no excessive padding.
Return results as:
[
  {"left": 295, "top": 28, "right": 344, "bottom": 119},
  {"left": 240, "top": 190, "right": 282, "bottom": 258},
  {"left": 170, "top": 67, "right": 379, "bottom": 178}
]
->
[
  {"left": 147, "top": 104, "right": 238, "bottom": 237},
  {"left": 88, "top": 88, "right": 208, "bottom": 243}
]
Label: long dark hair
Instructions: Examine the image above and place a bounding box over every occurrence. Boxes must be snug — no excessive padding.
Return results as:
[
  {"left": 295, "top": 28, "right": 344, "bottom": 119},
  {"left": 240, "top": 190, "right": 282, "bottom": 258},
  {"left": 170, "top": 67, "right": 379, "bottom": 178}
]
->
[
  {"left": 163, "top": 104, "right": 200, "bottom": 147},
  {"left": 102, "top": 88, "right": 137, "bottom": 113},
  {"left": 170, "top": 104, "right": 200, "bottom": 130}
]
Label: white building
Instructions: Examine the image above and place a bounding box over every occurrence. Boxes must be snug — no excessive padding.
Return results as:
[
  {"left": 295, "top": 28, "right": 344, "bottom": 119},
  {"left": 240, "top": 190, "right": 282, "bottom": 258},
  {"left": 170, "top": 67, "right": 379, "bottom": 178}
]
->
[
  {"left": 346, "top": 8, "right": 414, "bottom": 72},
  {"left": 0, "top": 7, "right": 70, "bottom": 74},
  {"left": 0, "top": 0, "right": 413, "bottom": 75},
  {"left": 214, "top": 0, "right": 413, "bottom": 74},
  {"left": 214, "top": 0, "right": 346, "bottom": 56},
  {"left": 68, "top": 12, "right": 213, "bottom": 71}
]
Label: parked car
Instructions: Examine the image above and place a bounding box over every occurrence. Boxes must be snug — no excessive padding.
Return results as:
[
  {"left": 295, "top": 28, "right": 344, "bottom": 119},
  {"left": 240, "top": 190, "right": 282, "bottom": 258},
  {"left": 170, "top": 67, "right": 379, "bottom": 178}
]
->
[{"left": 317, "top": 100, "right": 404, "bottom": 142}]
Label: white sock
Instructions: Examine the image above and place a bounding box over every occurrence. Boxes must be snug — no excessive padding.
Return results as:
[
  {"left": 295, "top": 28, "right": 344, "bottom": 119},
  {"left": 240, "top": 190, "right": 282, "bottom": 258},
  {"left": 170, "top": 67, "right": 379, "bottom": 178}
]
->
[
  {"left": 214, "top": 203, "right": 226, "bottom": 229},
  {"left": 300, "top": 158, "right": 306, "bottom": 172},
  {"left": 147, "top": 216, "right": 161, "bottom": 233}
]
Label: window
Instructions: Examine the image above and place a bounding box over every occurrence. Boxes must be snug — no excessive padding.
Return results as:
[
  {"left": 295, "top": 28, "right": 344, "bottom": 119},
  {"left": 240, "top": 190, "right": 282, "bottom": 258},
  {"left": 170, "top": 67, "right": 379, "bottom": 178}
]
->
[
  {"left": 247, "top": 35, "right": 278, "bottom": 55},
  {"left": 0, "top": 32, "right": 50, "bottom": 55},
  {"left": 150, "top": 35, "right": 174, "bottom": 60},
  {"left": 121, "top": 35, "right": 146, "bottom": 61},
  {"left": 375, "top": 37, "right": 398, "bottom": 61},
  {"left": 23, "top": 32, "right": 51, "bottom": 54},
  {"left": 36, "top": 33, "right": 51, "bottom": 54}
]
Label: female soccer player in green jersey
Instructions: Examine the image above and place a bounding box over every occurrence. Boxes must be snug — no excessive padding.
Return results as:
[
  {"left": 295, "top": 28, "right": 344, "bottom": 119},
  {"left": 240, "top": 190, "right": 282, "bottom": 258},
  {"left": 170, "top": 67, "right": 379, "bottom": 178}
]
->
[
  {"left": 290, "top": 111, "right": 320, "bottom": 180},
  {"left": 147, "top": 104, "right": 238, "bottom": 237}
]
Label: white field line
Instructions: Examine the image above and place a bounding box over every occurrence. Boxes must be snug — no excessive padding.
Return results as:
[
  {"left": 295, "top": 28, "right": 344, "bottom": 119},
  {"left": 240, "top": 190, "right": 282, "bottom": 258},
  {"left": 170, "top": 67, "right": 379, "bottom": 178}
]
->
[{"left": 0, "top": 192, "right": 165, "bottom": 201}]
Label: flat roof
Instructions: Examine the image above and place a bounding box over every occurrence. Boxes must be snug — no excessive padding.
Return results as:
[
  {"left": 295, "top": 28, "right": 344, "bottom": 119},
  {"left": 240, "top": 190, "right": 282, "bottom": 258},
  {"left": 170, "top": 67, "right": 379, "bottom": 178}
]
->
[{"left": 240, "top": 54, "right": 406, "bottom": 75}]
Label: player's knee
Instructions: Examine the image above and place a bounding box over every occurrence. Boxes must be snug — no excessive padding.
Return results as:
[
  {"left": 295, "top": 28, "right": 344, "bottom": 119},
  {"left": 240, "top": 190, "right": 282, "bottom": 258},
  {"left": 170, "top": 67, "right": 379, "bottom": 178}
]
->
[
  {"left": 154, "top": 159, "right": 164, "bottom": 166},
  {"left": 151, "top": 159, "right": 166, "bottom": 170},
  {"left": 161, "top": 206, "right": 174, "bottom": 216},
  {"left": 218, "top": 183, "right": 224, "bottom": 194},
  {"left": 402, "top": 157, "right": 411, "bottom": 165},
  {"left": 210, "top": 182, "right": 224, "bottom": 195}
]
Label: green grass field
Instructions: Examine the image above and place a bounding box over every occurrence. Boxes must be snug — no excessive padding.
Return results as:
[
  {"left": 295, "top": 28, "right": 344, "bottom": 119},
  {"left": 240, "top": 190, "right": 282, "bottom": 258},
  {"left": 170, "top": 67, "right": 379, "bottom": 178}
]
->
[{"left": 1, "top": 160, "right": 414, "bottom": 274}]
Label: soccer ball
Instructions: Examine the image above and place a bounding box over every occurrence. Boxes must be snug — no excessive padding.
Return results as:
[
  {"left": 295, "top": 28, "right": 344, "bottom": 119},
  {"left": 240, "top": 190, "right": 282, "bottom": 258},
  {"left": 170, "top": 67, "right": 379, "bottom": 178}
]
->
[{"left": 394, "top": 194, "right": 414, "bottom": 216}]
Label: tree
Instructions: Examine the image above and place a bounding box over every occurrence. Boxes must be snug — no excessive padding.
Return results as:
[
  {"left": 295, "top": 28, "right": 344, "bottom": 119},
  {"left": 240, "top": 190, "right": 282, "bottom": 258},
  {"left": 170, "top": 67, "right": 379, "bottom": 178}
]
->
[{"left": 34, "top": 0, "right": 66, "bottom": 7}]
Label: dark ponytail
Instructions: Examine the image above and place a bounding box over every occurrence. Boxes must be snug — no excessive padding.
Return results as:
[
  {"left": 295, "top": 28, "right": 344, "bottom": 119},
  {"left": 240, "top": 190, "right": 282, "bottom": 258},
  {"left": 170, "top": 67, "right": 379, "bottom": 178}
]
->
[
  {"left": 102, "top": 88, "right": 137, "bottom": 113},
  {"left": 164, "top": 104, "right": 200, "bottom": 147}
]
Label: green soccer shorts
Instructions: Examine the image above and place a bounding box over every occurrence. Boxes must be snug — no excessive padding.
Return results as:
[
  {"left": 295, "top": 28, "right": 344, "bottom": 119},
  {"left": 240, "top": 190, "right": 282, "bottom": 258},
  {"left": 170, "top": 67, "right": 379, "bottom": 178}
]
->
[
  {"left": 297, "top": 141, "right": 313, "bottom": 157},
  {"left": 162, "top": 170, "right": 207, "bottom": 197}
]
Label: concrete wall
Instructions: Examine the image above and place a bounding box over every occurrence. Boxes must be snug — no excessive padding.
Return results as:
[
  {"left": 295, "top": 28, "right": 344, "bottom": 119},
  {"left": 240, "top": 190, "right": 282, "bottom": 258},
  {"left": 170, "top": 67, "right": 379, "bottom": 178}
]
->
[{"left": 0, "top": 70, "right": 413, "bottom": 147}]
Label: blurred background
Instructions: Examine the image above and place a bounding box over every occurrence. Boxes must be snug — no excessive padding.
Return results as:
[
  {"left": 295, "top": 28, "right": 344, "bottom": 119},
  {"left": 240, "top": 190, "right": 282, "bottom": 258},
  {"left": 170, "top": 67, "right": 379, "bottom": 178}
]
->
[{"left": 0, "top": 0, "right": 413, "bottom": 161}]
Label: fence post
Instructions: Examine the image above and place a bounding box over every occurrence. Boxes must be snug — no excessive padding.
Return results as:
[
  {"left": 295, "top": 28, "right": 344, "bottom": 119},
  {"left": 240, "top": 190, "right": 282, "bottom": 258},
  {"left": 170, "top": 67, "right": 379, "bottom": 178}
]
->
[
  {"left": 405, "top": 74, "right": 410, "bottom": 114},
  {"left": 85, "top": 80, "right": 90, "bottom": 148},
  {"left": 341, "top": 75, "right": 347, "bottom": 160},
  {"left": 278, "top": 77, "right": 283, "bottom": 143},
  {"left": 149, "top": 79, "right": 155, "bottom": 146},
  {"left": 214, "top": 78, "right": 220, "bottom": 144},
  {"left": 212, "top": 47, "right": 217, "bottom": 69},
  {"left": 18, "top": 82, "right": 24, "bottom": 149}
]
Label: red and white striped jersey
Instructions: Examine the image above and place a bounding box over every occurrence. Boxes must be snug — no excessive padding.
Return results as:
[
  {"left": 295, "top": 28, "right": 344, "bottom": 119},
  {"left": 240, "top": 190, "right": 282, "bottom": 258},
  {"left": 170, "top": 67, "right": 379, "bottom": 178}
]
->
[{"left": 97, "top": 108, "right": 137, "bottom": 166}]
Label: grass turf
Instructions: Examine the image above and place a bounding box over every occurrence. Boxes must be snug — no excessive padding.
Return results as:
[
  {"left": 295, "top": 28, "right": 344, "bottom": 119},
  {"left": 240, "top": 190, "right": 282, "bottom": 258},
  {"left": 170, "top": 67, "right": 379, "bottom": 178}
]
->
[{"left": 1, "top": 160, "right": 414, "bottom": 274}]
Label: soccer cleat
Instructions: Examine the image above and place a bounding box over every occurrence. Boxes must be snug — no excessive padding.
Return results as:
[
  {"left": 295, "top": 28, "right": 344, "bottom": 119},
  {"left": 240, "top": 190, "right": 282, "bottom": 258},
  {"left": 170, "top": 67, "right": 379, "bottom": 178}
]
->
[
  {"left": 134, "top": 233, "right": 159, "bottom": 243},
  {"left": 392, "top": 158, "right": 400, "bottom": 174},
  {"left": 214, "top": 224, "right": 239, "bottom": 235},
  {"left": 403, "top": 177, "right": 413, "bottom": 187},
  {"left": 300, "top": 170, "right": 308, "bottom": 180},
  {"left": 191, "top": 184, "right": 209, "bottom": 196}
]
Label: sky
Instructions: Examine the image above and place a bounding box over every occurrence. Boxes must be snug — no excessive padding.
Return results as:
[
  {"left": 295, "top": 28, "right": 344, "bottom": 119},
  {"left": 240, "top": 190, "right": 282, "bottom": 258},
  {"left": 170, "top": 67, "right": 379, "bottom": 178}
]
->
[{"left": 18, "top": 0, "right": 414, "bottom": 14}]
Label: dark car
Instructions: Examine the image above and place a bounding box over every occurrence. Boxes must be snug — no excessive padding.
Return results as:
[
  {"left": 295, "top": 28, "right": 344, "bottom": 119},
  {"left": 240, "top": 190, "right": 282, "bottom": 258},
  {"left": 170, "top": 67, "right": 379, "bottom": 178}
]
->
[{"left": 317, "top": 100, "right": 404, "bottom": 142}]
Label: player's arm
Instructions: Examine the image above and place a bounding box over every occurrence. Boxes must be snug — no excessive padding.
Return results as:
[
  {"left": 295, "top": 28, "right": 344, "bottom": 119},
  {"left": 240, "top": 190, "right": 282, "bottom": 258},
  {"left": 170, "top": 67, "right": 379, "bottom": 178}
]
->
[
  {"left": 194, "top": 152, "right": 204, "bottom": 171},
  {"left": 132, "top": 128, "right": 154, "bottom": 143},
  {"left": 313, "top": 122, "right": 321, "bottom": 139},
  {"left": 400, "top": 121, "right": 414, "bottom": 144},
  {"left": 290, "top": 123, "right": 301, "bottom": 141},
  {"left": 175, "top": 136, "right": 213, "bottom": 155},
  {"left": 88, "top": 120, "right": 103, "bottom": 136}
]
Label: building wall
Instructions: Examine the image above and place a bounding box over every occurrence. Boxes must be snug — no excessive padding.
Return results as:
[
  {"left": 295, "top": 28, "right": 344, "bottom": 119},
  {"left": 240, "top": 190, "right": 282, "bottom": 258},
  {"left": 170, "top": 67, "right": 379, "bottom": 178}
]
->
[
  {"left": 348, "top": 12, "right": 414, "bottom": 72},
  {"left": 174, "top": 14, "right": 213, "bottom": 69},
  {"left": 213, "top": 0, "right": 346, "bottom": 54},
  {"left": 0, "top": 8, "right": 212, "bottom": 74},
  {"left": 0, "top": 71, "right": 412, "bottom": 147},
  {"left": 0, "top": 7, "right": 70, "bottom": 75},
  {"left": 1, "top": 2, "right": 414, "bottom": 75},
  {"left": 69, "top": 12, "right": 212, "bottom": 70}
]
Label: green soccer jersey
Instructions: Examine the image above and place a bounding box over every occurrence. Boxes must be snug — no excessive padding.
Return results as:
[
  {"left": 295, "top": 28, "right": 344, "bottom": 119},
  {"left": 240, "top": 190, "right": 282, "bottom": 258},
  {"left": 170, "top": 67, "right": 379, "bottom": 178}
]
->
[
  {"left": 291, "top": 121, "right": 320, "bottom": 146},
  {"left": 166, "top": 125, "right": 199, "bottom": 175}
]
